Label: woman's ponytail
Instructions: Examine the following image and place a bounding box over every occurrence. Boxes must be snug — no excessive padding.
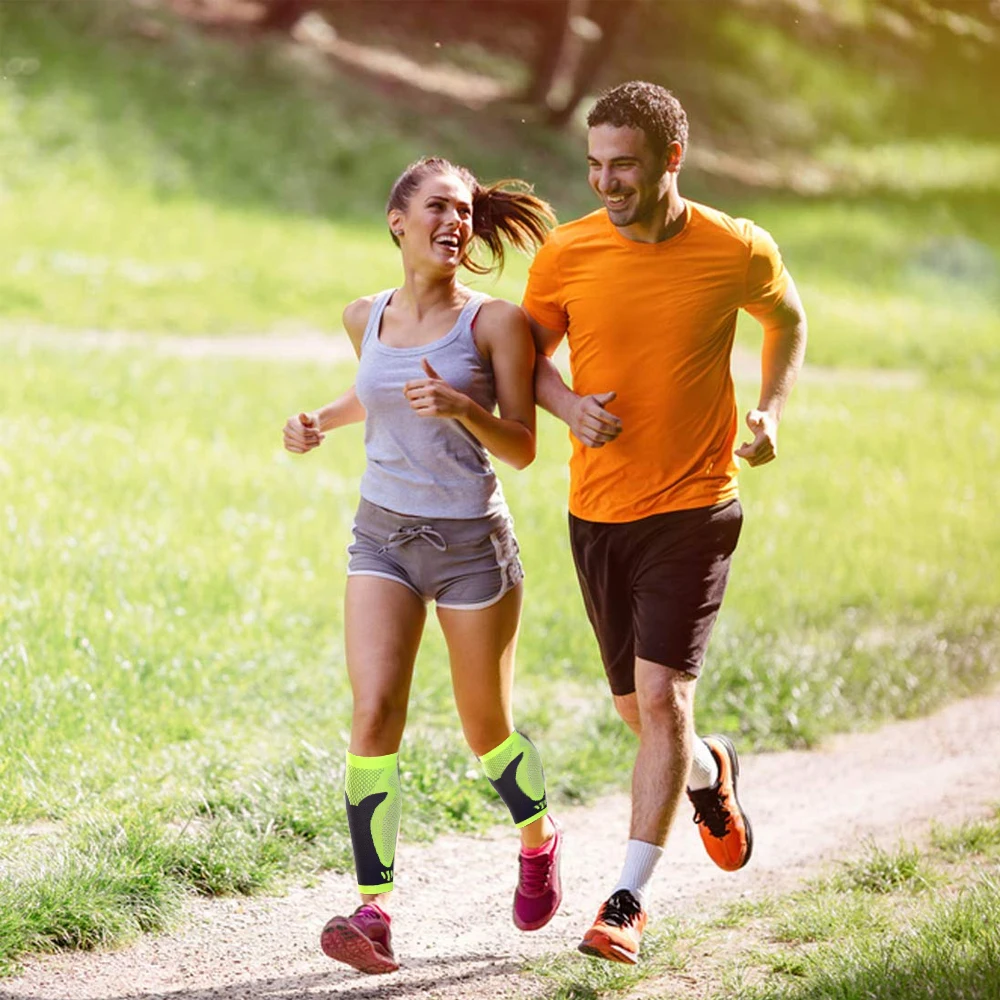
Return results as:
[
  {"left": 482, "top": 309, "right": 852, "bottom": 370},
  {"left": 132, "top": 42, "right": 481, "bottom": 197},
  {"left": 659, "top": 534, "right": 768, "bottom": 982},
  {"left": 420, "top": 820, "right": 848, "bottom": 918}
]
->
[{"left": 468, "top": 180, "right": 556, "bottom": 276}]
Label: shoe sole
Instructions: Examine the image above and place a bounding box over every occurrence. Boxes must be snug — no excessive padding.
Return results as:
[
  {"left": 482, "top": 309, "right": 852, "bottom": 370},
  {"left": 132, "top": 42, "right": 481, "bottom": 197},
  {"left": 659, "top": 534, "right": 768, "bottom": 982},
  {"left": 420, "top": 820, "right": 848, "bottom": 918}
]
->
[
  {"left": 320, "top": 919, "right": 399, "bottom": 974},
  {"left": 713, "top": 734, "right": 754, "bottom": 870},
  {"left": 578, "top": 938, "right": 638, "bottom": 965}
]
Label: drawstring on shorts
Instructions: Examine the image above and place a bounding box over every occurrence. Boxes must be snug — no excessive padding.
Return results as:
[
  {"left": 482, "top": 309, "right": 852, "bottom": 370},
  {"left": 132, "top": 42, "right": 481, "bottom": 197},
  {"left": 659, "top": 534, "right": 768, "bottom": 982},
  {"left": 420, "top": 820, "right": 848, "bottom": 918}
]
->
[{"left": 377, "top": 525, "right": 448, "bottom": 555}]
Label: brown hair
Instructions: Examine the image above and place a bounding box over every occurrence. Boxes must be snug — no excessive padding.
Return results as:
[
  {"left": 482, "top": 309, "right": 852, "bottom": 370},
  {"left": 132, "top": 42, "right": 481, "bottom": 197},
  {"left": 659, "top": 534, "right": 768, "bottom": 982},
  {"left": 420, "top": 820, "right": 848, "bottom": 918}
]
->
[
  {"left": 386, "top": 157, "right": 555, "bottom": 275},
  {"left": 587, "top": 81, "right": 689, "bottom": 164}
]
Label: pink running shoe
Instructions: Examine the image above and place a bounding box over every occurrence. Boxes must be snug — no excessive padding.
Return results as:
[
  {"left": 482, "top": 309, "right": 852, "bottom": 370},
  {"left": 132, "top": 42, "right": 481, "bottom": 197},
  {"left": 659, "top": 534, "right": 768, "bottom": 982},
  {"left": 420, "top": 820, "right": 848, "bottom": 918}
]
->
[
  {"left": 320, "top": 902, "right": 398, "bottom": 974},
  {"left": 513, "top": 821, "right": 563, "bottom": 931}
]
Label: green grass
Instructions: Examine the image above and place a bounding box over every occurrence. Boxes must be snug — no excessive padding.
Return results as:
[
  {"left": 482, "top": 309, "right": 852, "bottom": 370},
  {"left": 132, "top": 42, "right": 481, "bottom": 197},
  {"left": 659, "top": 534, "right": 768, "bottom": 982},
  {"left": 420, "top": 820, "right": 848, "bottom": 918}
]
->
[
  {"left": 722, "top": 828, "right": 1000, "bottom": 1000},
  {"left": 1, "top": 0, "right": 1000, "bottom": 973},
  {"left": 524, "top": 922, "right": 688, "bottom": 1000},
  {"left": 0, "top": 820, "right": 184, "bottom": 971},
  {"left": 522, "top": 818, "right": 1000, "bottom": 1000},
  {"left": 739, "top": 195, "right": 1000, "bottom": 392},
  {"left": 0, "top": 0, "right": 573, "bottom": 332},
  {"left": 728, "top": 875, "right": 1000, "bottom": 1000},
  {"left": 832, "top": 840, "right": 935, "bottom": 895},
  {"left": 932, "top": 806, "right": 1000, "bottom": 862},
  {"left": 0, "top": 340, "right": 997, "bottom": 970}
]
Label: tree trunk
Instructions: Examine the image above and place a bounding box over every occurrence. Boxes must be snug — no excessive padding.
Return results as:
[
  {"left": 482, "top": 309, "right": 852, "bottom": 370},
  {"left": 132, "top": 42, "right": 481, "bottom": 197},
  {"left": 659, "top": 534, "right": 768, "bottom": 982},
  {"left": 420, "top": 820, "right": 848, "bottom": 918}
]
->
[
  {"left": 257, "top": 0, "right": 314, "bottom": 33},
  {"left": 520, "top": 0, "right": 573, "bottom": 105},
  {"left": 547, "top": 0, "right": 639, "bottom": 128}
]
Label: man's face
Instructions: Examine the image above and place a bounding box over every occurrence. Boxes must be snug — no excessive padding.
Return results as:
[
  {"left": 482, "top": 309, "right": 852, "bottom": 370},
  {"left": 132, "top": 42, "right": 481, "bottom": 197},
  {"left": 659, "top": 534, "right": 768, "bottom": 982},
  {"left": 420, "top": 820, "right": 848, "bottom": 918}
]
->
[{"left": 587, "top": 124, "right": 672, "bottom": 229}]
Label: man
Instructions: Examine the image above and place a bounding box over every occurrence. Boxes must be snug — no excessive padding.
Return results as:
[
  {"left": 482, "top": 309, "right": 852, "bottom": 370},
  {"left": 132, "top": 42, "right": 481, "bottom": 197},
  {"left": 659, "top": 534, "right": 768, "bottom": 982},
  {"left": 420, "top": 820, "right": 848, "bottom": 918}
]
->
[{"left": 522, "top": 81, "right": 807, "bottom": 965}]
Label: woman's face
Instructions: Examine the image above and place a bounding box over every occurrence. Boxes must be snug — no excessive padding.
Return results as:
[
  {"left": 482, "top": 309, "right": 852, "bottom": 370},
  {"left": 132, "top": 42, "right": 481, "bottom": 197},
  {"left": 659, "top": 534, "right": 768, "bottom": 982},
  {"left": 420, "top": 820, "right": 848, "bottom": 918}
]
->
[{"left": 391, "top": 171, "right": 474, "bottom": 272}]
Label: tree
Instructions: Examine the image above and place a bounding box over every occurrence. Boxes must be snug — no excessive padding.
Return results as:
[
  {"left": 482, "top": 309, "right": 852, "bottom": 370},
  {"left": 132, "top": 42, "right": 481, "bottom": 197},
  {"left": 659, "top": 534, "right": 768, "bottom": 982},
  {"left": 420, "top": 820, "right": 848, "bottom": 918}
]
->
[
  {"left": 257, "top": 0, "right": 315, "bottom": 33},
  {"left": 545, "top": 0, "right": 640, "bottom": 127}
]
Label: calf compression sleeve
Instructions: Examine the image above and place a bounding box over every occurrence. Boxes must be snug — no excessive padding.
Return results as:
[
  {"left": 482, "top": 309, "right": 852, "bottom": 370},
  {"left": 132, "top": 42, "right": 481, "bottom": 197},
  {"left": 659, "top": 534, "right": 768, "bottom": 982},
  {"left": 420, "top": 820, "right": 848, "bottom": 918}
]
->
[
  {"left": 481, "top": 730, "right": 548, "bottom": 827},
  {"left": 345, "top": 750, "right": 401, "bottom": 894}
]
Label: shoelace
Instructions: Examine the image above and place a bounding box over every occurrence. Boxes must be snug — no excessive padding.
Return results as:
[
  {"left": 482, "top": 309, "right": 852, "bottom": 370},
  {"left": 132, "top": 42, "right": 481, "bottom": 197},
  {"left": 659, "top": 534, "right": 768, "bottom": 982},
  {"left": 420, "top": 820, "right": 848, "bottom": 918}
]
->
[
  {"left": 598, "top": 889, "right": 643, "bottom": 928},
  {"left": 377, "top": 525, "right": 448, "bottom": 554},
  {"left": 689, "top": 786, "right": 731, "bottom": 838},
  {"left": 352, "top": 905, "right": 389, "bottom": 938},
  {"left": 518, "top": 846, "right": 555, "bottom": 895}
]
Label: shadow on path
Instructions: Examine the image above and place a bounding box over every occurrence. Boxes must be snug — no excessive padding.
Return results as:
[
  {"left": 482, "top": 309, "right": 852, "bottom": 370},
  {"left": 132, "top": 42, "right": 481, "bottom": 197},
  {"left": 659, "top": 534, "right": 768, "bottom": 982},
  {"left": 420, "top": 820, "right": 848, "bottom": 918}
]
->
[{"left": 0, "top": 953, "right": 527, "bottom": 1000}]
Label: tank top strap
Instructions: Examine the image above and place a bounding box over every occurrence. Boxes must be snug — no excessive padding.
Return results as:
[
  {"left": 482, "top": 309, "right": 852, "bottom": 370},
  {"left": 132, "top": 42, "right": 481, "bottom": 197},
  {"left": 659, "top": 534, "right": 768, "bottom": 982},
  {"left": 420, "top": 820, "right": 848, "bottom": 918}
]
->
[
  {"left": 359, "top": 289, "right": 396, "bottom": 353},
  {"left": 456, "top": 291, "right": 489, "bottom": 340}
]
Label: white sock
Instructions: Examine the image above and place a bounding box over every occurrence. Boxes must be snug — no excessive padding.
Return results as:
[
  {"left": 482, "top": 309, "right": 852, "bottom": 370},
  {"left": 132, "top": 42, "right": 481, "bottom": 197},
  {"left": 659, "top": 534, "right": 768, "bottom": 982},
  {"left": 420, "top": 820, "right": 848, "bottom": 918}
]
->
[
  {"left": 612, "top": 839, "right": 663, "bottom": 906},
  {"left": 688, "top": 736, "right": 719, "bottom": 791}
]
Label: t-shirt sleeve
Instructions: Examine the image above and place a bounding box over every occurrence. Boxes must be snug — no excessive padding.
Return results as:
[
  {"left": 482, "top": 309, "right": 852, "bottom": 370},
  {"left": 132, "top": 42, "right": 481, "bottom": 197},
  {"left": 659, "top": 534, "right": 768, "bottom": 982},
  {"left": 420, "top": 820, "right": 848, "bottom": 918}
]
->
[
  {"left": 522, "top": 236, "right": 569, "bottom": 334},
  {"left": 742, "top": 224, "right": 789, "bottom": 321}
]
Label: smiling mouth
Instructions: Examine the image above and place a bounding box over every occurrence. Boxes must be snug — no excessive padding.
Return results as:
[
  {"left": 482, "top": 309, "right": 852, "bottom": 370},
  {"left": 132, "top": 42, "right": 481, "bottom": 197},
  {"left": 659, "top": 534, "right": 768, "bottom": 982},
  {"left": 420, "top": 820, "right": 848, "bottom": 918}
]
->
[
  {"left": 604, "top": 193, "right": 632, "bottom": 211},
  {"left": 434, "top": 234, "right": 462, "bottom": 252}
]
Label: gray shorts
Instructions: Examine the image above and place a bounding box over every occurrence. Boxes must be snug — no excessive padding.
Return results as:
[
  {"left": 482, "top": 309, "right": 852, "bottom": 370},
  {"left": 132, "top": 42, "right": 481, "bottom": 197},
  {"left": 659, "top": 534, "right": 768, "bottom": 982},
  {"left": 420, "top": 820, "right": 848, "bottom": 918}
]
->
[{"left": 347, "top": 498, "right": 524, "bottom": 609}]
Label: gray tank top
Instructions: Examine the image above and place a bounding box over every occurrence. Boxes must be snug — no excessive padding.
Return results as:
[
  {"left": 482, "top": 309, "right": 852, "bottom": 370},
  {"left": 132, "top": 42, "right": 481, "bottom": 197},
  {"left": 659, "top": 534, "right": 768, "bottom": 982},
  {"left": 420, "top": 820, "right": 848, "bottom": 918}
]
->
[{"left": 355, "top": 289, "right": 507, "bottom": 518}]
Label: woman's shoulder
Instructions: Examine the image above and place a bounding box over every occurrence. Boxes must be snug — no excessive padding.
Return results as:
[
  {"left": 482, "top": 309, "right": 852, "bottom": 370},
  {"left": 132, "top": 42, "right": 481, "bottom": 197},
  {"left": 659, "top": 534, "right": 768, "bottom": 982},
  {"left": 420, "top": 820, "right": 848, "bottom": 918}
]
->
[
  {"left": 343, "top": 292, "right": 393, "bottom": 354},
  {"left": 471, "top": 296, "right": 532, "bottom": 360},
  {"left": 473, "top": 295, "right": 530, "bottom": 333},
  {"left": 342, "top": 294, "right": 380, "bottom": 334}
]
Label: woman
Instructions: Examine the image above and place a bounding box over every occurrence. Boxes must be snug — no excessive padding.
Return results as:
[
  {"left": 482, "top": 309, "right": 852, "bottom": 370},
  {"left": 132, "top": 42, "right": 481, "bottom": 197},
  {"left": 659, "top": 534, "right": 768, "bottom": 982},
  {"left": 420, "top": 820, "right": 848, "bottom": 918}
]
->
[{"left": 283, "top": 157, "right": 560, "bottom": 975}]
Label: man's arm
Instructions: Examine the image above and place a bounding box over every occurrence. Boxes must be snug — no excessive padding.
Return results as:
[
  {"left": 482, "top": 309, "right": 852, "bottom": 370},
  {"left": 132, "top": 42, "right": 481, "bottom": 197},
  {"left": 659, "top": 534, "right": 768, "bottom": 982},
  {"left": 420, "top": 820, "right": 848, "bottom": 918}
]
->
[
  {"left": 736, "top": 275, "right": 808, "bottom": 467},
  {"left": 526, "top": 313, "right": 622, "bottom": 449}
]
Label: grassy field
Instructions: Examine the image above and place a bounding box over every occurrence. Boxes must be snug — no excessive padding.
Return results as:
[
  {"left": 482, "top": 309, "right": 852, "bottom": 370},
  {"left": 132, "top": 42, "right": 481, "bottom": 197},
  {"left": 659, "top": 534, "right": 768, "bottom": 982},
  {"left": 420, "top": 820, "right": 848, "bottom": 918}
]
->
[
  {"left": 1, "top": 0, "right": 999, "bottom": 974},
  {"left": 523, "top": 807, "right": 1000, "bottom": 999},
  {"left": 1, "top": 339, "right": 997, "bottom": 968}
]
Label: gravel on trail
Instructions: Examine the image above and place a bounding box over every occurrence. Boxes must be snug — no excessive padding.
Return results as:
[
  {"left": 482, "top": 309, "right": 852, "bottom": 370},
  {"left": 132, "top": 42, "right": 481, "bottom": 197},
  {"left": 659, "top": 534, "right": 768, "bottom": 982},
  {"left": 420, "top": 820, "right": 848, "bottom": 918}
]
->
[{"left": 3, "top": 690, "right": 998, "bottom": 1000}]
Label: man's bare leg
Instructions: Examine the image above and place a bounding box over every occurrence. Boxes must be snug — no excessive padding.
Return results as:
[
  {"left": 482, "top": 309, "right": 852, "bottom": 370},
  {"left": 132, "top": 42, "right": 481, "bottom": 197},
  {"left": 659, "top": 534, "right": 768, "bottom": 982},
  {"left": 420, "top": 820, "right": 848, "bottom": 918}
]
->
[{"left": 629, "top": 658, "right": 695, "bottom": 846}]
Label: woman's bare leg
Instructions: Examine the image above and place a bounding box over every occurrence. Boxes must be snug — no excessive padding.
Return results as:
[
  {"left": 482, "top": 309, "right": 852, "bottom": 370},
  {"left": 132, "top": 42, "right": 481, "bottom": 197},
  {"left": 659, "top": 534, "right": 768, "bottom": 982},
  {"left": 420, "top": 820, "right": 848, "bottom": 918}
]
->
[
  {"left": 436, "top": 584, "right": 554, "bottom": 848},
  {"left": 345, "top": 575, "right": 426, "bottom": 905}
]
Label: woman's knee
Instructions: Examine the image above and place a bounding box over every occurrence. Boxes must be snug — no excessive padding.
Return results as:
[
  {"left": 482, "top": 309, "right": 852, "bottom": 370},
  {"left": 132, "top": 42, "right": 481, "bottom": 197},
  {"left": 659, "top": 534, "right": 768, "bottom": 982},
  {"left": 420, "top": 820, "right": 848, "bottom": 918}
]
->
[
  {"left": 351, "top": 696, "right": 408, "bottom": 749},
  {"left": 461, "top": 716, "right": 515, "bottom": 758}
]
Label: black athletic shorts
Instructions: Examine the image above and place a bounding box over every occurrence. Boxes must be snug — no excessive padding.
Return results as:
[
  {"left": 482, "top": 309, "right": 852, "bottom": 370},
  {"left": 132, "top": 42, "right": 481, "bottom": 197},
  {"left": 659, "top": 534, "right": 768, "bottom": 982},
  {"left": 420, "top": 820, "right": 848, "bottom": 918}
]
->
[{"left": 569, "top": 499, "right": 743, "bottom": 696}]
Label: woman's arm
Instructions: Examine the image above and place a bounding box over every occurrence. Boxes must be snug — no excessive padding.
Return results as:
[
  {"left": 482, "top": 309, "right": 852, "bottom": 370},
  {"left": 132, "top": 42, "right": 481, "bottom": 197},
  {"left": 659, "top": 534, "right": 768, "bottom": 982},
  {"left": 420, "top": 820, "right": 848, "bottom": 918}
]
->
[
  {"left": 311, "top": 385, "right": 367, "bottom": 433},
  {"left": 283, "top": 297, "right": 372, "bottom": 454},
  {"left": 403, "top": 299, "right": 536, "bottom": 469}
]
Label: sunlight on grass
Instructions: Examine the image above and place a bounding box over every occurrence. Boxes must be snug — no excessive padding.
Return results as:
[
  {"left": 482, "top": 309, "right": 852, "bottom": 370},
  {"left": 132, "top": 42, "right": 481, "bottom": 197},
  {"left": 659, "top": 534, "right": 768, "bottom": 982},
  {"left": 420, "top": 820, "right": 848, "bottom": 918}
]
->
[
  {"left": 529, "top": 813, "right": 1000, "bottom": 1000},
  {"left": 932, "top": 806, "right": 1000, "bottom": 862},
  {"left": 2, "top": 0, "right": 1000, "bottom": 974},
  {"left": 834, "top": 841, "right": 934, "bottom": 895},
  {"left": 729, "top": 876, "right": 1000, "bottom": 1000},
  {"left": 524, "top": 922, "right": 687, "bottom": 1000},
  {"left": 0, "top": 342, "right": 997, "bottom": 974},
  {"left": 817, "top": 139, "right": 1000, "bottom": 194}
]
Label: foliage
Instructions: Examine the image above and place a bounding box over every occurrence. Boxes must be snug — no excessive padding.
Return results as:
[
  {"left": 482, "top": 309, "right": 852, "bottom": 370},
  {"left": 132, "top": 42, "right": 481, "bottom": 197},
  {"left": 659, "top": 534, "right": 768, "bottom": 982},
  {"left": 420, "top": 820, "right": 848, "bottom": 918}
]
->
[
  {"left": 527, "top": 814, "right": 1000, "bottom": 1000},
  {"left": 0, "top": 0, "right": 998, "bottom": 972}
]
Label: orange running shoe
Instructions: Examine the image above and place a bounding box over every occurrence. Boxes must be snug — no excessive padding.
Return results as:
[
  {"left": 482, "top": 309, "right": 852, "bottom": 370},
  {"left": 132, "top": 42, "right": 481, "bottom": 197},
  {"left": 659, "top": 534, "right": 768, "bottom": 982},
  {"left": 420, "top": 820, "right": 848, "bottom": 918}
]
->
[
  {"left": 687, "top": 734, "right": 753, "bottom": 872},
  {"left": 578, "top": 889, "right": 647, "bottom": 965},
  {"left": 320, "top": 902, "right": 398, "bottom": 974}
]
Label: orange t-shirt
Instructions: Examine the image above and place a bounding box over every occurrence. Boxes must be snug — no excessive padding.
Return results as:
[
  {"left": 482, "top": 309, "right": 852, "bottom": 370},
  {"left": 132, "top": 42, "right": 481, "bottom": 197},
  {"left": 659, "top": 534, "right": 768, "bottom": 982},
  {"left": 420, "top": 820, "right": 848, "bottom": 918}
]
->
[{"left": 522, "top": 200, "right": 789, "bottom": 523}]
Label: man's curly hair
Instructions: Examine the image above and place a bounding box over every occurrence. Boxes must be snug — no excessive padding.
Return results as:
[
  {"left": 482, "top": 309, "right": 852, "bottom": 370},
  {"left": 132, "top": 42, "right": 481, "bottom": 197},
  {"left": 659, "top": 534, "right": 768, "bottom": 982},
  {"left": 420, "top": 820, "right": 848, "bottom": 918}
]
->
[{"left": 586, "top": 81, "right": 688, "bottom": 164}]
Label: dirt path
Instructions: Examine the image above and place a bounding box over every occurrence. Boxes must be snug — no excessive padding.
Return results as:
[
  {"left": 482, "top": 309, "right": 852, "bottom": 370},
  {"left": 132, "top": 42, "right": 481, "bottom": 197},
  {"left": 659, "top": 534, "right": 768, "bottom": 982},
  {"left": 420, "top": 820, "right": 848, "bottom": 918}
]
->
[
  {"left": 9, "top": 326, "right": 922, "bottom": 388},
  {"left": 2, "top": 690, "right": 998, "bottom": 1000}
]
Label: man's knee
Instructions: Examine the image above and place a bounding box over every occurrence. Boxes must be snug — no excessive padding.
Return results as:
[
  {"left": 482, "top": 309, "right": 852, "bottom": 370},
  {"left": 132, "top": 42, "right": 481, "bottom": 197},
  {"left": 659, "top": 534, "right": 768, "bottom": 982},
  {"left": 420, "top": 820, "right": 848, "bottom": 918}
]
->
[
  {"left": 613, "top": 692, "right": 642, "bottom": 734},
  {"left": 635, "top": 662, "right": 696, "bottom": 730}
]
